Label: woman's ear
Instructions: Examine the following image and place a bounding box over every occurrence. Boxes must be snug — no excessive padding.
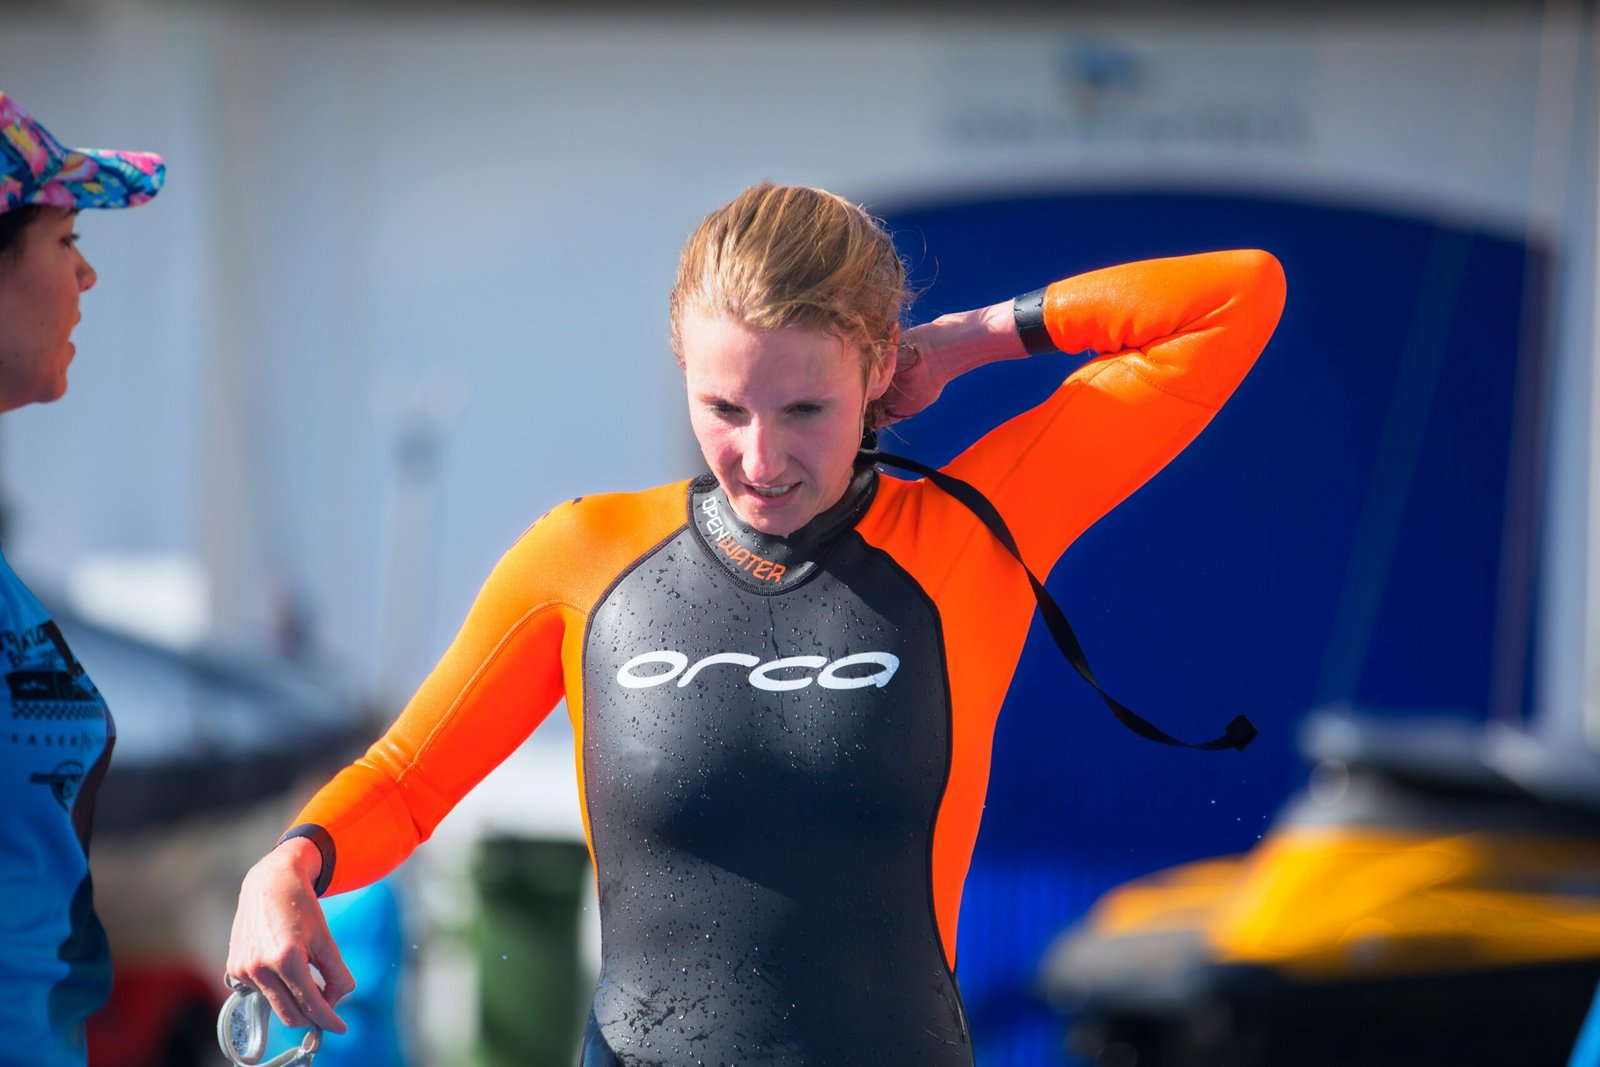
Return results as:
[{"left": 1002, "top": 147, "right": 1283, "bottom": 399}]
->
[{"left": 866, "top": 326, "right": 898, "bottom": 402}]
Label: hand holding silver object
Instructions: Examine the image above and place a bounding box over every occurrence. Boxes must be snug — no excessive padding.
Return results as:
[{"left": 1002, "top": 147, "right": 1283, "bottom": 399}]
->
[{"left": 218, "top": 976, "right": 323, "bottom": 1066}]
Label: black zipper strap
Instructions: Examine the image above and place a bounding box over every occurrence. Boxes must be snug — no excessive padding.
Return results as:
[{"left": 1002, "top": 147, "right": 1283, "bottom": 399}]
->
[{"left": 864, "top": 444, "right": 1256, "bottom": 752}]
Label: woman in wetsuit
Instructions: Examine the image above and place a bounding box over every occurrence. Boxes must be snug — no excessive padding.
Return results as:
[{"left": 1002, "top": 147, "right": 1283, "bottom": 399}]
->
[
  {"left": 227, "top": 182, "right": 1285, "bottom": 1064},
  {"left": 0, "top": 90, "right": 165, "bottom": 1065}
]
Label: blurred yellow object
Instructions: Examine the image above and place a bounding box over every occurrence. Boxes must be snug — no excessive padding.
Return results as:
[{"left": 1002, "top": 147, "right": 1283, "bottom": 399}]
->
[
  {"left": 1090, "top": 828, "right": 1600, "bottom": 980},
  {"left": 1040, "top": 711, "right": 1600, "bottom": 1067}
]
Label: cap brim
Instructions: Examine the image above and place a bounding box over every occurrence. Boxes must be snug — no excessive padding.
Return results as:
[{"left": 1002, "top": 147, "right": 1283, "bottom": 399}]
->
[{"left": 31, "top": 146, "right": 166, "bottom": 211}]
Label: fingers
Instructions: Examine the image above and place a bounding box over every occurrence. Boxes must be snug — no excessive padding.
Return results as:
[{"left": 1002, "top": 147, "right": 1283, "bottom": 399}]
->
[
  {"left": 224, "top": 856, "right": 352, "bottom": 1035},
  {"left": 223, "top": 973, "right": 351, "bottom": 1037},
  {"left": 314, "top": 939, "right": 358, "bottom": 1012},
  {"left": 281, "top": 951, "right": 349, "bottom": 1035},
  {"left": 231, "top": 949, "right": 349, "bottom": 1034},
  {"left": 250, "top": 967, "right": 316, "bottom": 1031},
  {"left": 877, "top": 380, "right": 921, "bottom": 424}
]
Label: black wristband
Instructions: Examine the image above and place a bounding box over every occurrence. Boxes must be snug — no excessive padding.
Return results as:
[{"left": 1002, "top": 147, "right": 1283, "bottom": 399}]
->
[
  {"left": 278, "top": 823, "right": 337, "bottom": 897},
  {"left": 1013, "top": 287, "right": 1057, "bottom": 355}
]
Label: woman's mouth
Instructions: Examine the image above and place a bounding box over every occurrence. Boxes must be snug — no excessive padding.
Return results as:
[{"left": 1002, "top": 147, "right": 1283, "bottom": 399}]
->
[{"left": 745, "top": 482, "right": 799, "bottom": 502}]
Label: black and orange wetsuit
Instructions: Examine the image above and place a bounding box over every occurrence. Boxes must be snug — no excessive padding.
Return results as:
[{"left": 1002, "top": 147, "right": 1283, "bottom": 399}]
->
[{"left": 283, "top": 251, "right": 1286, "bottom": 1065}]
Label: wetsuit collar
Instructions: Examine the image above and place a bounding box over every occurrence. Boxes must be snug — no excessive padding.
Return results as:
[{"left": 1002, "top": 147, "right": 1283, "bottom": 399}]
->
[{"left": 688, "top": 461, "right": 878, "bottom": 593}]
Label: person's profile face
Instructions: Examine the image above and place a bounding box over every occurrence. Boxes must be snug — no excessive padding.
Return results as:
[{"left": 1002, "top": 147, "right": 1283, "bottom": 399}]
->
[
  {"left": 0, "top": 207, "right": 98, "bottom": 413},
  {"left": 680, "top": 310, "right": 890, "bottom": 537}
]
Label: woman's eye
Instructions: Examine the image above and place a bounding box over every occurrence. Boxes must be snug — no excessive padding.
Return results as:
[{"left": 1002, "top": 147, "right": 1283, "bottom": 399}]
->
[{"left": 65, "top": 232, "right": 81, "bottom": 247}]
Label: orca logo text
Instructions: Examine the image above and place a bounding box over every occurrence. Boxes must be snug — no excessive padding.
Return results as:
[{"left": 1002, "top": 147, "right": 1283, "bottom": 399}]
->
[{"left": 616, "top": 650, "right": 900, "bottom": 692}]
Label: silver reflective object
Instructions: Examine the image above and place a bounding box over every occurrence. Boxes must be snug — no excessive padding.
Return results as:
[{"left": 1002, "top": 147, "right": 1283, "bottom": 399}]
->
[{"left": 217, "top": 976, "right": 323, "bottom": 1066}]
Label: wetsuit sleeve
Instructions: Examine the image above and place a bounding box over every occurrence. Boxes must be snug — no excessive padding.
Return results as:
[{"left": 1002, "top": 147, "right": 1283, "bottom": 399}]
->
[
  {"left": 945, "top": 249, "right": 1286, "bottom": 576},
  {"left": 284, "top": 505, "right": 584, "bottom": 896}
]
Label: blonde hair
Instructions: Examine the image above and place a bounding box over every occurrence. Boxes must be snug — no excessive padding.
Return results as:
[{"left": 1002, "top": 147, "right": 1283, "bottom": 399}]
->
[{"left": 669, "top": 182, "right": 912, "bottom": 430}]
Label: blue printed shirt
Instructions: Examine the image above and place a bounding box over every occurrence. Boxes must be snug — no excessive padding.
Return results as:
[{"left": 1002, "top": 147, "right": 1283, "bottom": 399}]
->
[{"left": 0, "top": 545, "right": 114, "bottom": 1066}]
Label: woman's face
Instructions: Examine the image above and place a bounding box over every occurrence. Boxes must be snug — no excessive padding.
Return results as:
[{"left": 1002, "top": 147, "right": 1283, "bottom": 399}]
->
[
  {"left": 681, "top": 310, "right": 891, "bottom": 537},
  {"left": 0, "top": 207, "right": 98, "bottom": 413}
]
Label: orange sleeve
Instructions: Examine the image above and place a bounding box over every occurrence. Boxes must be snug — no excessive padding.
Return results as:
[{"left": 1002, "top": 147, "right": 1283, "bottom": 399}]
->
[
  {"left": 946, "top": 249, "right": 1286, "bottom": 577},
  {"left": 289, "top": 487, "right": 687, "bottom": 896},
  {"left": 860, "top": 250, "right": 1286, "bottom": 965}
]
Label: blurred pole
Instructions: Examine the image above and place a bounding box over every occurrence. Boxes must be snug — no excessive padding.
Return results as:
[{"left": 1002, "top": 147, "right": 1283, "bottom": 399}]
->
[
  {"left": 1496, "top": 0, "right": 1597, "bottom": 741},
  {"left": 372, "top": 366, "right": 469, "bottom": 711},
  {"left": 1586, "top": 1, "right": 1600, "bottom": 755},
  {"left": 1495, "top": 0, "right": 1585, "bottom": 728},
  {"left": 198, "top": 5, "right": 271, "bottom": 652},
  {"left": 1496, "top": 0, "right": 1600, "bottom": 789}
]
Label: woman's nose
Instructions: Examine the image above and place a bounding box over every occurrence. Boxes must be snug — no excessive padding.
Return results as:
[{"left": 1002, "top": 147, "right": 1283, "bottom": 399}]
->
[
  {"left": 76, "top": 252, "right": 98, "bottom": 293},
  {"left": 741, "top": 423, "right": 786, "bottom": 483}
]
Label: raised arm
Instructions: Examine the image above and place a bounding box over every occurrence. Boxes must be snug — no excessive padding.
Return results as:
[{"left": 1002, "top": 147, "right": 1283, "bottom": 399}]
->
[{"left": 896, "top": 250, "right": 1286, "bottom": 576}]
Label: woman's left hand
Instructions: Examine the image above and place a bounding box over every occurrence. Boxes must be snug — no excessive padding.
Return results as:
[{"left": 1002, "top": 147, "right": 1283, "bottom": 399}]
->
[
  {"left": 878, "top": 303, "right": 1030, "bottom": 424},
  {"left": 879, "top": 324, "right": 947, "bottom": 424}
]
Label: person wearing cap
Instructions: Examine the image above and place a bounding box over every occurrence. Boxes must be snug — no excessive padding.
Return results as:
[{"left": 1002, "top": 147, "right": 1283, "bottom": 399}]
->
[{"left": 0, "top": 90, "right": 164, "bottom": 1066}]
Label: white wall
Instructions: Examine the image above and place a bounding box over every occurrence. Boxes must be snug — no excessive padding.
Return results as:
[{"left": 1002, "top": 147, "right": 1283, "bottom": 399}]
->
[{"left": 1, "top": 4, "right": 1587, "bottom": 720}]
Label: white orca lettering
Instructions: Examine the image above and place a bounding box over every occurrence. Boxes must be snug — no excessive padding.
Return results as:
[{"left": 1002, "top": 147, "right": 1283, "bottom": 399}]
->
[
  {"left": 616, "top": 650, "right": 690, "bottom": 689},
  {"left": 748, "top": 656, "right": 829, "bottom": 692},
  {"left": 818, "top": 652, "right": 900, "bottom": 690},
  {"left": 677, "top": 652, "right": 761, "bottom": 687},
  {"left": 616, "top": 650, "right": 900, "bottom": 692}
]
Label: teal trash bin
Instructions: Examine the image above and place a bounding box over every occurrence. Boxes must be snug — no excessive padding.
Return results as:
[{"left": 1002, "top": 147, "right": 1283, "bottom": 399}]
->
[{"left": 259, "top": 875, "right": 409, "bottom": 1067}]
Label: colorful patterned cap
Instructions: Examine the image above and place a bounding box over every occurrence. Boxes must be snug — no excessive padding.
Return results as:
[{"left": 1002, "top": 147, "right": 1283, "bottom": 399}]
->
[{"left": 1, "top": 90, "right": 165, "bottom": 215}]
